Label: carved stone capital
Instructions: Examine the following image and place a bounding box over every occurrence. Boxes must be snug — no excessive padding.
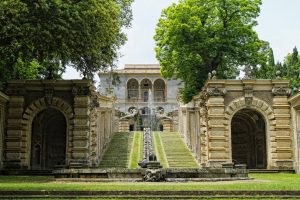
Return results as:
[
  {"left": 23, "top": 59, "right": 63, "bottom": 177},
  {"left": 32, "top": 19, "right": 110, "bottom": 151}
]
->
[
  {"left": 72, "top": 86, "right": 90, "bottom": 96},
  {"left": 272, "top": 87, "right": 291, "bottom": 96},
  {"left": 206, "top": 87, "right": 226, "bottom": 97}
]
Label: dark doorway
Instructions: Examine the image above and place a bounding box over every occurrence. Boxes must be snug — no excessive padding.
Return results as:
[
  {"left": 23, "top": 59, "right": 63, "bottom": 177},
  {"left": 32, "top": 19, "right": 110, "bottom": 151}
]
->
[
  {"left": 31, "top": 108, "right": 66, "bottom": 169},
  {"left": 231, "top": 109, "right": 267, "bottom": 169},
  {"left": 159, "top": 125, "right": 164, "bottom": 131},
  {"left": 129, "top": 124, "right": 134, "bottom": 131}
]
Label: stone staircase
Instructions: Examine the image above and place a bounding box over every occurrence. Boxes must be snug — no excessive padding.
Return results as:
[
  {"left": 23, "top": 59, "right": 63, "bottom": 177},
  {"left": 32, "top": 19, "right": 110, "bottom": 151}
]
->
[
  {"left": 156, "top": 132, "right": 199, "bottom": 168},
  {"left": 99, "top": 132, "right": 134, "bottom": 168}
]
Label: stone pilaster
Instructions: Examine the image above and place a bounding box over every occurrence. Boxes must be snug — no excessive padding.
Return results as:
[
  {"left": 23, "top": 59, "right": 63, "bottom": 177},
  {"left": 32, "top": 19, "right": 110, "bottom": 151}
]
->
[
  {"left": 199, "top": 106, "right": 208, "bottom": 165},
  {"left": 0, "top": 92, "right": 9, "bottom": 169},
  {"left": 206, "top": 85, "right": 229, "bottom": 167},
  {"left": 272, "top": 95, "right": 293, "bottom": 169},
  {"left": 5, "top": 96, "right": 24, "bottom": 169},
  {"left": 70, "top": 96, "right": 91, "bottom": 168}
]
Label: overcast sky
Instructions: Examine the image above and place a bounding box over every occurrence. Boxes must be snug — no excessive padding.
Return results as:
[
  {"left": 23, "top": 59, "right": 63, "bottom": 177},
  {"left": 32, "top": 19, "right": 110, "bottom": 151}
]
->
[{"left": 63, "top": 0, "right": 300, "bottom": 79}]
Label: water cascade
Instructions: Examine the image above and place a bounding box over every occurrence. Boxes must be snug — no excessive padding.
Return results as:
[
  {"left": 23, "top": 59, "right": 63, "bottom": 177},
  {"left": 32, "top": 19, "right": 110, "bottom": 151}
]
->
[{"left": 138, "top": 89, "right": 164, "bottom": 181}]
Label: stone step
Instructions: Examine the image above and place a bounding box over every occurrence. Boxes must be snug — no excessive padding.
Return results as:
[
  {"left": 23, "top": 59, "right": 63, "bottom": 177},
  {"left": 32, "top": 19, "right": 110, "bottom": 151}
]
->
[
  {"left": 158, "top": 132, "right": 199, "bottom": 168},
  {"left": 99, "top": 132, "right": 134, "bottom": 168}
]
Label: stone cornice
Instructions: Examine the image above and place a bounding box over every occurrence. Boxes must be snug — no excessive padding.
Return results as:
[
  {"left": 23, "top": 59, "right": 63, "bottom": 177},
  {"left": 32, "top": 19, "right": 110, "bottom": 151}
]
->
[
  {"left": 0, "top": 91, "right": 9, "bottom": 103},
  {"left": 288, "top": 92, "right": 300, "bottom": 105}
]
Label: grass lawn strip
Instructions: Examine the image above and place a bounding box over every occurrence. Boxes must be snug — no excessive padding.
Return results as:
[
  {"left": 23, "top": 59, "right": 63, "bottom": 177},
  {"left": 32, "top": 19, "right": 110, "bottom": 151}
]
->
[
  {"left": 129, "top": 132, "right": 142, "bottom": 168},
  {"left": 152, "top": 132, "right": 169, "bottom": 168},
  {"left": 0, "top": 174, "right": 300, "bottom": 191}
]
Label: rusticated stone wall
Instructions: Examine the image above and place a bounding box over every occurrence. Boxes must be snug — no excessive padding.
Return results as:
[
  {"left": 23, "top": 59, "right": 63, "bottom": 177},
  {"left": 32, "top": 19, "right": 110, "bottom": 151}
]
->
[
  {"left": 0, "top": 92, "right": 9, "bottom": 169},
  {"left": 3, "top": 80, "right": 115, "bottom": 170},
  {"left": 179, "top": 79, "right": 296, "bottom": 170}
]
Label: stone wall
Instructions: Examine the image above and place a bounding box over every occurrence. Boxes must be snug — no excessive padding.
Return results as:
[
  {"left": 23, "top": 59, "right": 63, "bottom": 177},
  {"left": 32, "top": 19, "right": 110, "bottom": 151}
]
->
[
  {"left": 179, "top": 79, "right": 295, "bottom": 170},
  {"left": 0, "top": 92, "right": 9, "bottom": 169},
  {"left": 3, "top": 80, "right": 115, "bottom": 169},
  {"left": 289, "top": 93, "right": 300, "bottom": 173}
]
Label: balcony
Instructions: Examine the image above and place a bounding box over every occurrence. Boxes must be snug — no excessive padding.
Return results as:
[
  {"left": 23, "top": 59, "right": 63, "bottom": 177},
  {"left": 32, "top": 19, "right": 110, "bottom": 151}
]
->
[{"left": 126, "top": 97, "right": 166, "bottom": 103}]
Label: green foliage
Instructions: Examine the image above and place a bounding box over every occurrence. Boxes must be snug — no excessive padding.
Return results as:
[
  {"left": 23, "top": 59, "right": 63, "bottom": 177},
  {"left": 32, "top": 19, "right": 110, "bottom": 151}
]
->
[
  {"left": 282, "top": 47, "right": 300, "bottom": 91},
  {"left": 154, "top": 0, "right": 264, "bottom": 103},
  {"left": 0, "top": 0, "right": 133, "bottom": 85},
  {"left": 254, "top": 41, "right": 277, "bottom": 79},
  {"left": 12, "top": 58, "right": 44, "bottom": 79},
  {"left": 257, "top": 46, "right": 300, "bottom": 93}
]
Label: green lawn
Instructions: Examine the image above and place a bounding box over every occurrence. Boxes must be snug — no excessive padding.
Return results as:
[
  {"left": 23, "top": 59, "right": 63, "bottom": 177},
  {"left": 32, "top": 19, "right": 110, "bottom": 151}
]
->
[{"left": 0, "top": 173, "right": 299, "bottom": 191}]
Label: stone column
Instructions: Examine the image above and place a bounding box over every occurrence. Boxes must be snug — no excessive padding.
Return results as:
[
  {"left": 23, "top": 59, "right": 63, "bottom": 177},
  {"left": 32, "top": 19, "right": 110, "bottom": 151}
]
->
[
  {"left": 194, "top": 107, "right": 200, "bottom": 162},
  {"left": 5, "top": 96, "right": 24, "bottom": 169},
  {"left": 70, "top": 95, "right": 91, "bottom": 168}
]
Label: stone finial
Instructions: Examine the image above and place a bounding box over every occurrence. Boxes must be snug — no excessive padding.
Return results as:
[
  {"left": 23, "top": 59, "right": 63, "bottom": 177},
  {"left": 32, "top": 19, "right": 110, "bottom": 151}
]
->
[
  {"left": 276, "top": 70, "right": 282, "bottom": 79},
  {"left": 208, "top": 72, "right": 212, "bottom": 80},
  {"left": 243, "top": 65, "right": 253, "bottom": 79},
  {"left": 212, "top": 70, "right": 217, "bottom": 79}
]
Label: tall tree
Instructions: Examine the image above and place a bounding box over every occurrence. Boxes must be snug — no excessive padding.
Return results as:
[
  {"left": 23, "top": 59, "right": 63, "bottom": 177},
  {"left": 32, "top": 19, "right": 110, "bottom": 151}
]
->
[
  {"left": 154, "top": 0, "right": 265, "bottom": 103},
  {"left": 282, "top": 47, "right": 300, "bottom": 91},
  {"left": 0, "top": 0, "right": 133, "bottom": 87},
  {"left": 254, "top": 41, "right": 276, "bottom": 79}
]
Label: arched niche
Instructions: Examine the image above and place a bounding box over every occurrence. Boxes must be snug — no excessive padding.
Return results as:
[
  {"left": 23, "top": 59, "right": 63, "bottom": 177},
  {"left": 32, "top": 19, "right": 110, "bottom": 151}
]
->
[
  {"left": 231, "top": 108, "right": 267, "bottom": 169},
  {"left": 153, "top": 79, "right": 166, "bottom": 102},
  {"left": 140, "top": 79, "right": 152, "bottom": 102},
  {"left": 31, "top": 108, "right": 66, "bottom": 169}
]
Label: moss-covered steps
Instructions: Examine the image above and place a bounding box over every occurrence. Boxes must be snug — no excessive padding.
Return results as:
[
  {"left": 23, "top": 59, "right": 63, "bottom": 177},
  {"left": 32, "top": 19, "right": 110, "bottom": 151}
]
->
[
  {"left": 99, "top": 132, "right": 143, "bottom": 168},
  {"left": 153, "top": 132, "right": 199, "bottom": 168}
]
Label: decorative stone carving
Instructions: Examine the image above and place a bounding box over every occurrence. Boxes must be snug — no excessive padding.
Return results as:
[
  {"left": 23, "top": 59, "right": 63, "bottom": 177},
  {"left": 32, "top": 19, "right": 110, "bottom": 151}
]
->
[
  {"left": 5, "top": 86, "right": 25, "bottom": 96},
  {"left": 272, "top": 87, "right": 291, "bottom": 96},
  {"left": 244, "top": 85, "right": 253, "bottom": 106},
  {"left": 206, "top": 87, "right": 226, "bottom": 97},
  {"left": 72, "top": 86, "right": 90, "bottom": 96},
  {"left": 243, "top": 65, "right": 254, "bottom": 79},
  {"left": 44, "top": 86, "right": 54, "bottom": 105}
]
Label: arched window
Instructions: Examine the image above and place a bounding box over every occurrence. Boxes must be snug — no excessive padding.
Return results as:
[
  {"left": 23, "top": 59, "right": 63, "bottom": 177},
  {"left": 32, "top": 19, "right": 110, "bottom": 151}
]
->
[
  {"left": 154, "top": 79, "right": 166, "bottom": 102},
  {"left": 141, "top": 79, "right": 152, "bottom": 102},
  {"left": 127, "top": 79, "right": 139, "bottom": 102}
]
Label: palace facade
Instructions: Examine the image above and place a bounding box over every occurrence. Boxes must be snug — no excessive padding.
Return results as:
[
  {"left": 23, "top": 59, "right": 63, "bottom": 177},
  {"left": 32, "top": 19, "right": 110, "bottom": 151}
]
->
[{"left": 99, "top": 64, "right": 182, "bottom": 132}]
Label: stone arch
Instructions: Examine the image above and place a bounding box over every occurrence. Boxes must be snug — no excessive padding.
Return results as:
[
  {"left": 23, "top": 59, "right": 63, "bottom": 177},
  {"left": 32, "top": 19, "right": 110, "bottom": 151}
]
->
[
  {"left": 224, "top": 97, "right": 275, "bottom": 169},
  {"left": 153, "top": 79, "right": 166, "bottom": 102},
  {"left": 140, "top": 78, "right": 152, "bottom": 102},
  {"left": 22, "top": 97, "right": 73, "bottom": 168},
  {"left": 127, "top": 78, "right": 139, "bottom": 101}
]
